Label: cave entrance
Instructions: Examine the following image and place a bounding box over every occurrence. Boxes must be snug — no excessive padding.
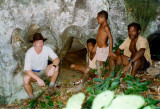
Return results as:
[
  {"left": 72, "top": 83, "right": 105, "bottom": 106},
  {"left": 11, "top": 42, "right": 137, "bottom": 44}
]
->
[
  {"left": 59, "top": 38, "right": 87, "bottom": 84},
  {"left": 64, "top": 37, "right": 87, "bottom": 66},
  {"left": 148, "top": 32, "right": 160, "bottom": 60}
]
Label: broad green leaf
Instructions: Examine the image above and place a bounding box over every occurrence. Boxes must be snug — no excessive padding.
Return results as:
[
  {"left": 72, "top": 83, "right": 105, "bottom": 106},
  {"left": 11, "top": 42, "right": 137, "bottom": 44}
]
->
[
  {"left": 86, "top": 95, "right": 95, "bottom": 107},
  {"left": 87, "top": 87, "right": 94, "bottom": 94},
  {"left": 94, "top": 84, "right": 101, "bottom": 89},
  {"left": 90, "top": 69, "right": 97, "bottom": 73},
  {"left": 145, "top": 98, "right": 159, "bottom": 105},
  {"left": 109, "top": 81, "right": 120, "bottom": 90},
  {"left": 93, "top": 78, "right": 104, "bottom": 83},
  {"left": 104, "top": 79, "right": 111, "bottom": 90},
  {"left": 110, "top": 71, "right": 116, "bottom": 77},
  {"left": 94, "top": 89, "right": 103, "bottom": 95}
]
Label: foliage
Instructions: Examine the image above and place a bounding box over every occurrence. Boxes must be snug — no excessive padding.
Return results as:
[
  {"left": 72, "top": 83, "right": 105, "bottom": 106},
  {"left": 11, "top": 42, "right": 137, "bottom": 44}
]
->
[
  {"left": 39, "top": 96, "right": 54, "bottom": 108},
  {"left": 113, "top": 40, "right": 124, "bottom": 52},
  {"left": 145, "top": 97, "right": 159, "bottom": 106},
  {"left": 29, "top": 91, "right": 55, "bottom": 109},
  {"left": 29, "top": 91, "right": 44, "bottom": 109},
  {"left": 124, "top": 0, "right": 159, "bottom": 33},
  {"left": 83, "top": 72, "right": 121, "bottom": 109},
  {"left": 123, "top": 75, "right": 151, "bottom": 94}
]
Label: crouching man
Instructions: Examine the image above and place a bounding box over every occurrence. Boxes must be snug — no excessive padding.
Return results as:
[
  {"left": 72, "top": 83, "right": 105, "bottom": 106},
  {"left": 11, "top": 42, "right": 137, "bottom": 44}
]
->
[
  {"left": 23, "top": 33, "right": 60, "bottom": 99},
  {"left": 109, "top": 22, "right": 152, "bottom": 77}
]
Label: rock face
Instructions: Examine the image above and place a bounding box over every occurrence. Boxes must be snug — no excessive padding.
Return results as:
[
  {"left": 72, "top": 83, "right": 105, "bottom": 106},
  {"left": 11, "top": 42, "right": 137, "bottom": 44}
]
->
[{"left": 0, "top": 0, "right": 159, "bottom": 104}]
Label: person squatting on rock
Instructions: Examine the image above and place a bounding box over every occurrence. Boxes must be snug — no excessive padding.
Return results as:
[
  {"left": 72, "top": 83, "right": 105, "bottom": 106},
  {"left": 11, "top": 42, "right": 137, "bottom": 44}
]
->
[
  {"left": 92, "top": 10, "right": 116, "bottom": 78},
  {"left": 70, "top": 38, "right": 97, "bottom": 92},
  {"left": 23, "top": 33, "right": 60, "bottom": 99},
  {"left": 109, "top": 22, "right": 152, "bottom": 77}
]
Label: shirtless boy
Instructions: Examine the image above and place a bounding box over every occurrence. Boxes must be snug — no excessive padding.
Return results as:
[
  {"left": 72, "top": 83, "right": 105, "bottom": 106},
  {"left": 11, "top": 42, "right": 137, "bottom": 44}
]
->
[
  {"left": 109, "top": 22, "right": 152, "bottom": 76},
  {"left": 70, "top": 38, "right": 97, "bottom": 92},
  {"left": 95, "top": 10, "right": 116, "bottom": 78}
]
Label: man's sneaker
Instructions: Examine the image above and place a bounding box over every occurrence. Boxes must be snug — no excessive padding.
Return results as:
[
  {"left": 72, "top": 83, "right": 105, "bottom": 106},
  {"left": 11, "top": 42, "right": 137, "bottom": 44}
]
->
[
  {"left": 48, "top": 86, "right": 55, "bottom": 95},
  {"left": 73, "top": 79, "right": 82, "bottom": 85}
]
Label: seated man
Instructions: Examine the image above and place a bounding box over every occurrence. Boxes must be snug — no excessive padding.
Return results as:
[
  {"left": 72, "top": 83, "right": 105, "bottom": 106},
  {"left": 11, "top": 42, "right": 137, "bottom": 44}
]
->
[
  {"left": 109, "top": 22, "right": 152, "bottom": 76},
  {"left": 23, "top": 33, "right": 60, "bottom": 99},
  {"left": 70, "top": 38, "right": 97, "bottom": 92}
]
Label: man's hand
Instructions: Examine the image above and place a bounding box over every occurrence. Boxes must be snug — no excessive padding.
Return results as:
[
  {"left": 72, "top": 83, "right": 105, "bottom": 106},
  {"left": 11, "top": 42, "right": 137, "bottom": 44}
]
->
[
  {"left": 124, "top": 62, "right": 132, "bottom": 72},
  {"left": 48, "top": 66, "right": 56, "bottom": 77},
  {"left": 55, "top": 66, "right": 59, "bottom": 72},
  {"left": 37, "top": 78, "right": 45, "bottom": 87}
]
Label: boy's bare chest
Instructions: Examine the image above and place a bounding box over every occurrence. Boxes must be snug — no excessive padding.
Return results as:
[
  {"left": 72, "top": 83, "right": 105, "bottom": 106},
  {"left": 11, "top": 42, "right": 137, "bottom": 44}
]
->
[{"left": 97, "top": 28, "right": 107, "bottom": 38}]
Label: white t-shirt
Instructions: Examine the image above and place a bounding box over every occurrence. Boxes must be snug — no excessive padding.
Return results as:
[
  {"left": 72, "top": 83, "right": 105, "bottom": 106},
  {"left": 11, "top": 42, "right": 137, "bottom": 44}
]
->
[{"left": 24, "top": 45, "right": 58, "bottom": 71}]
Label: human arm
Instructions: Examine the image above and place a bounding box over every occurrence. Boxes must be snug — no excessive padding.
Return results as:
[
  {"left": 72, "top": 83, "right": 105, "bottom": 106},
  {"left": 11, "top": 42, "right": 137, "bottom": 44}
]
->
[
  {"left": 116, "top": 48, "right": 122, "bottom": 56},
  {"left": 48, "top": 57, "right": 60, "bottom": 77},
  {"left": 132, "top": 48, "right": 145, "bottom": 62},
  {"left": 92, "top": 43, "right": 97, "bottom": 53},
  {"left": 124, "top": 48, "right": 145, "bottom": 72},
  {"left": 105, "top": 26, "right": 116, "bottom": 57},
  {"left": 26, "top": 70, "right": 45, "bottom": 86}
]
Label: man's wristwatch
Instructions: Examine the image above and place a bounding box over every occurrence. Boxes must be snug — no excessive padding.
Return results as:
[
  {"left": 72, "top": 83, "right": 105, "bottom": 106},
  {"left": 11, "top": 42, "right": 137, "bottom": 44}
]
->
[{"left": 53, "top": 65, "right": 57, "bottom": 68}]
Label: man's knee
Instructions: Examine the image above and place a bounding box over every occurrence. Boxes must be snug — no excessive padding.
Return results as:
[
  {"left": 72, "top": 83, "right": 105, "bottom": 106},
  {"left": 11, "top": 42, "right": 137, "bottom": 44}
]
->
[
  {"left": 116, "top": 56, "right": 122, "bottom": 65},
  {"left": 132, "top": 59, "right": 141, "bottom": 70},
  {"left": 23, "top": 75, "right": 31, "bottom": 85}
]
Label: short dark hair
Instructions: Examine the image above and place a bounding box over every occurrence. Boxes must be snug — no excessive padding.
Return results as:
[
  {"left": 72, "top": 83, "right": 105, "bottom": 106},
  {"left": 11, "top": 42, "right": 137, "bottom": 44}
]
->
[
  {"left": 98, "top": 10, "right": 108, "bottom": 20},
  {"left": 87, "top": 38, "right": 96, "bottom": 45},
  {"left": 128, "top": 22, "right": 141, "bottom": 31}
]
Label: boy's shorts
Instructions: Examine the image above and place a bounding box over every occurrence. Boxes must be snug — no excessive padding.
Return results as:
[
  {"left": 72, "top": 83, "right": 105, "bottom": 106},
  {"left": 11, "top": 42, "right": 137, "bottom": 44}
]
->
[{"left": 96, "top": 46, "right": 109, "bottom": 62}]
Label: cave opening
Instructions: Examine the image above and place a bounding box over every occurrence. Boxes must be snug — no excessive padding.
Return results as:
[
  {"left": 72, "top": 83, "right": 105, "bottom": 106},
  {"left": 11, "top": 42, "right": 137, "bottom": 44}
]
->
[{"left": 148, "top": 32, "right": 160, "bottom": 60}]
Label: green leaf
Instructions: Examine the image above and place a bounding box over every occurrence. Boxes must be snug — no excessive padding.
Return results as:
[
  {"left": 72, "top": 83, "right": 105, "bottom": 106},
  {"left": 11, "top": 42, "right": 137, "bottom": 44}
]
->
[
  {"left": 86, "top": 87, "right": 94, "bottom": 94},
  {"left": 40, "top": 101, "right": 46, "bottom": 108},
  {"left": 45, "top": 96, "right": 52, "bottom": 100},
  {"left": 109, "top": 81, "right": 120, "bottom": 90},
  {"left": 47, "top": 100, "right": 54, "bottom": 107},
  {"left": 110, "top": 71, "right": 116, "bottom": 77},
  {"left": 36, "top": 91, "right": 44, "bottom": 99},
  {"left": 145, "top": 97, "right": 159, "bottom": 105},
  {"left": 93, "top": 78, "right": 104, "bottom": 83},
  {"left": 94, "top": 84, "right": 101, "bottom": 89},
  {"left": 90, "top": 69, "right": 97, "bottom": 73},
  {"left": 94, "top": 89, "right": 103, "bottom": 95},
  {"left": 56, "top": 101, "right": 63, "bottom": 107},
  {"left": 95, "top": 70, "right": 98, "bottom": 74},
  {"left": 104, "top": 78, "right": 111, "bottom": 90},
  {"left": 86, "top": 95, "right": 95, "bottom": 107},
  {"left": 29, "top": 99, "right": 37, "bottom": 109},
  {"left": 125, "top": 88, "right": 134, "bottom": 95}
]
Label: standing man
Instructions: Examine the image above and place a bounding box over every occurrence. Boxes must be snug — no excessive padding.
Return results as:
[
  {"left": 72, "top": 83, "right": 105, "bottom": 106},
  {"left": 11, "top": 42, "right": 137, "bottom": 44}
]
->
[{"left": 23, "top": 33, "right": 60, "bottom": 99}]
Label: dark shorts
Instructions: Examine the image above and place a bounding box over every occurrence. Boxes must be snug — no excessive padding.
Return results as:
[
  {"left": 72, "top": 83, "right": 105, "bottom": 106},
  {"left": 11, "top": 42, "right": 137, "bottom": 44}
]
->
[{"left": 138, "top": 61, "right": 150, "bottom": 71}]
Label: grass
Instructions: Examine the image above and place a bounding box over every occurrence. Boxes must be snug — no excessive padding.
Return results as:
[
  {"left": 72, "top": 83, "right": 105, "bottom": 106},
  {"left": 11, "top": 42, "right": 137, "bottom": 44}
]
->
[{"left": 124, "top": 0, "right": 159, "bottom": 33}]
